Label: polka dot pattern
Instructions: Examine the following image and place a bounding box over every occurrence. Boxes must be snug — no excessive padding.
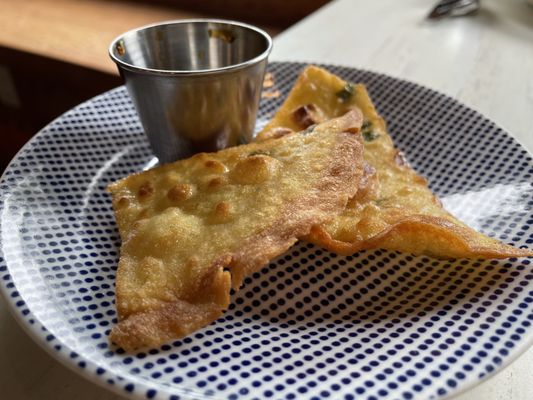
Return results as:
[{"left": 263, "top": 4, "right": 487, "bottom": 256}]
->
[{"left": 0, "top": 62, "right": 532, "bottom": 400}]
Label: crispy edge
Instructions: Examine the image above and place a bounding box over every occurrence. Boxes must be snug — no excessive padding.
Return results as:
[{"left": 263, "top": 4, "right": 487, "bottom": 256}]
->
[
  {"left": 109, "top": 300, "right": 225, "bottom": 352},
  {"left": 109, "top": 110, "right": 365, "bottom": 351},
  {"left": 305, "top": 215, "right": 533, "bottom": 259},
  {"left": 110, "top": 255, "right": 232, "bottom": 352},
  {"left": 279, "top": 67, "right": 532, "bottom": 260}
]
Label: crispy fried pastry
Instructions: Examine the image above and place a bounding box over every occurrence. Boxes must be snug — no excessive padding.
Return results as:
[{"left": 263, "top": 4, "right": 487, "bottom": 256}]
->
[
  {"left": 258, "top": 66, "right": 532, "bottom": 259},
  {"left": 108, "top": 111, "right": 365, "bottom": 350}
]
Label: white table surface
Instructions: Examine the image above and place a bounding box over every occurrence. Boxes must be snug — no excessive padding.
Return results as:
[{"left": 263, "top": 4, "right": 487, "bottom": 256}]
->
[{"left": 2, "top": 0, "right": 533, "bottom": 399}]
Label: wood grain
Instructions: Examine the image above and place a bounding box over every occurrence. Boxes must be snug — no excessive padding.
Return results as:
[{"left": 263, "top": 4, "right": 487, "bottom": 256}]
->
[{"left": 0, "top": 0, "right": 279, "bottom": 75}]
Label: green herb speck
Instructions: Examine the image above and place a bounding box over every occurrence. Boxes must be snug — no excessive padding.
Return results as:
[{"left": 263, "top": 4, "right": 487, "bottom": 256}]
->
[
  {"left": 336, "top": 83, "right": 355, "bottom": 102},
  {"left": 361, "top": 120, "right": 378, "bottom": 142},
  {"left": 248, "top": 150, "right": 270, "bottom": 157}
]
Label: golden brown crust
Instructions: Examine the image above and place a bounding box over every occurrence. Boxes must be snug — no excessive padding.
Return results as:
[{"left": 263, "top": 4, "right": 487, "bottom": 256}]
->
[
  {"left": 109, "top": 298, "right": 227, "bottom": 352},
  {"left": 259, "top": 65, "right": 533, "bottom": 260},
  {"left": 306, "top": 215, "right": 533, "bottom": 258},
  {"left": 229, "top": 129, "right": 364, "bottom": 287},
  {"left": 108, "top": 111, "right": 365, "bottom": 350}
]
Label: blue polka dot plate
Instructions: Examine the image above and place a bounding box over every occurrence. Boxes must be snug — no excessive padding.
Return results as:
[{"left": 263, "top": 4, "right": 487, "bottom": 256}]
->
[{"left": 0, "top": 62, "right": 532, "bottom": 400}]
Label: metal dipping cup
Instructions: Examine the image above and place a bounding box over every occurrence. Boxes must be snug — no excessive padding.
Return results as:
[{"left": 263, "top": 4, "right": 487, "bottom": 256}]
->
[{"left": 109, "top": 19, "right": 273, "bottom": 163}]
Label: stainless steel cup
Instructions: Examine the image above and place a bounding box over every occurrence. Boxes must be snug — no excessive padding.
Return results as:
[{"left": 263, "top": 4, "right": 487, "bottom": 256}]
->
[{"left": 109, "top": 19, "right": 272, "bottom": 163}]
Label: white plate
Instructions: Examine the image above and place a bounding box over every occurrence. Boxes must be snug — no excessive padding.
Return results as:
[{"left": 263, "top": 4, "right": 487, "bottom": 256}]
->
[{"left": 1, "top": 62, "right": 532, "bottom": 400}]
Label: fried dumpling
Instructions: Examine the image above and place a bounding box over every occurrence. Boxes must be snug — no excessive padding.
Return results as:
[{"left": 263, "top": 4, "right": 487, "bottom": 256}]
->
[
  {"left": 108, "top": 111, "right": 365, "bottom": 350},
  {"left": 257, "top": 66, "right": 532, "bottom": 259}
]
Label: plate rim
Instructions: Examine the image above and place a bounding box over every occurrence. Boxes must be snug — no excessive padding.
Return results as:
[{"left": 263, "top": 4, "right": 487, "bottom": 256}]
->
[{"left": 0, "top": 60, "right": 532, "bottom": 400}]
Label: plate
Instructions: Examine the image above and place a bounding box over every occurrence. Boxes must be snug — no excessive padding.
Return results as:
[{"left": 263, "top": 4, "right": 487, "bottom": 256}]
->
[{"left": 0, "top": 62, "right": 532, "bottom": 400}]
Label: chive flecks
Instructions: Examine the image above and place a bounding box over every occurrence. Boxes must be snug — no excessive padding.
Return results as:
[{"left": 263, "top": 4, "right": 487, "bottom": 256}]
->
[
  {"left": 248, "top": 150, "right": 270, "bottom": 157},
  {"left": 336, "top": 83, "right": 355, "bottom": 102},
  {"left": 362, "top": 120, "right": 378, "bottom": 142},
  {"left": 363, "top": 130, "right": 379, "bottom": 142},
  {"left": 362, "top": 120, "right": 372, "bottom": 130}
]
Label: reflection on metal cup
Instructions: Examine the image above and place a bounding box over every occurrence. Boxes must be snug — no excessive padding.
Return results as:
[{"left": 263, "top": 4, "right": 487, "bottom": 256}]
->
[{"left": 109, "top": 19, "right": 272, "bottom": 163}]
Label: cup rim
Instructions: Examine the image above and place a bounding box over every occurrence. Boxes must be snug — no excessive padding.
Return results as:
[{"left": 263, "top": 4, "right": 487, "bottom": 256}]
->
[{"left": 109, "top": 19, "right": 273, "bottom": 76}]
